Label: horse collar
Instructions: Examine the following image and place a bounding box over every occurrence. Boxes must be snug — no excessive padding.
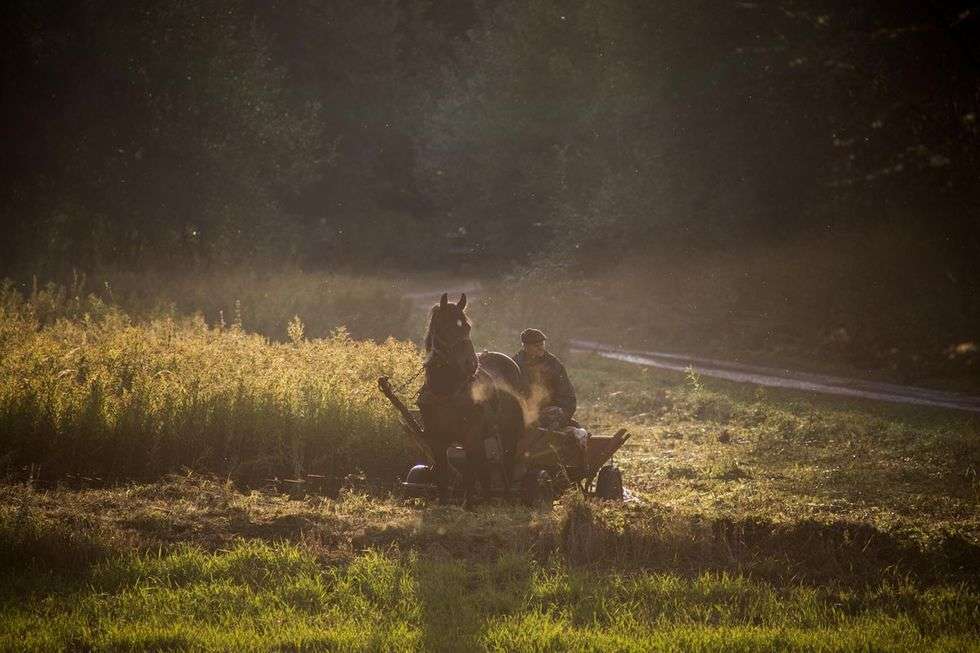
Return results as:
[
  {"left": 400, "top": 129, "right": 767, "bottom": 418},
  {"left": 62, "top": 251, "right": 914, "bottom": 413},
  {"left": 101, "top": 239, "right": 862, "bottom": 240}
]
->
[{"left": 423, "top": 367, "right": 479, "bottom": 402}]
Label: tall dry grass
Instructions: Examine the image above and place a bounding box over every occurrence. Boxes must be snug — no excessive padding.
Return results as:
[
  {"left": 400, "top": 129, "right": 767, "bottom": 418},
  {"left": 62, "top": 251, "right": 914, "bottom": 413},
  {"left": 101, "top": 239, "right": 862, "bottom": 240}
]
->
[{"left": 0, "top": 282, "right": 424, "bottom": 484}]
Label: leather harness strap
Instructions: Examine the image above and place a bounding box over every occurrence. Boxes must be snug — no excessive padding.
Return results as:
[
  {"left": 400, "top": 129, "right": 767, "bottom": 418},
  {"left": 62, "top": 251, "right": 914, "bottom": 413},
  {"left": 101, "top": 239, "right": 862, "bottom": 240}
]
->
[{"left": 426, "top": 332, "right": 476, "bottom": 378}]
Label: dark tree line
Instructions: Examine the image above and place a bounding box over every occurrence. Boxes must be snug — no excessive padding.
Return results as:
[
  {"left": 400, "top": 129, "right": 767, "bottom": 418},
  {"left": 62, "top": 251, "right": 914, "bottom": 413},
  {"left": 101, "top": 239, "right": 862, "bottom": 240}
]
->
[{"left": 2, "top": 0, "right": 978, "bottom": 277}]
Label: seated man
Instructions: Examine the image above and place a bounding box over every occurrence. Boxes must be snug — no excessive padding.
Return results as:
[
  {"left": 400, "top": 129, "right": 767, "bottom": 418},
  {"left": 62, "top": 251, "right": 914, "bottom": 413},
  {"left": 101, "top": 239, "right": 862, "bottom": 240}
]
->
[{"left": 513, "top": 328, "right": 577, "bottom": 429}]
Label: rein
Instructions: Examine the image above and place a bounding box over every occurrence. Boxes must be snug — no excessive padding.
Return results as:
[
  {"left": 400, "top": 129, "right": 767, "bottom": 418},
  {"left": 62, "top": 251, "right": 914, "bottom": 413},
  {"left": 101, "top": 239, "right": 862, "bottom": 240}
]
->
[{"left": 392, "top": 363, "right": 426, "bottom": 396}]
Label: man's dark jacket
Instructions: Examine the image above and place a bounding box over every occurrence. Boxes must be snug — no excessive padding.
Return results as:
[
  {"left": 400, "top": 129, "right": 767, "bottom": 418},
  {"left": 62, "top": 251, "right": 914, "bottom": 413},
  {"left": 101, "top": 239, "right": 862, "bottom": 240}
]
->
[{"left": 512, "top": 350, "right": 577, "bottom": 418}]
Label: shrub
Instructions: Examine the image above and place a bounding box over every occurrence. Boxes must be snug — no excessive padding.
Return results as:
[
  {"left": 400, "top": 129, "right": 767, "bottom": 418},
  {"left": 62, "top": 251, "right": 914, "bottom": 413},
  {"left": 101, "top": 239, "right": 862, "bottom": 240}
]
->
[{"left": 0, "top": 285, "right": 423, "bottom": 484}]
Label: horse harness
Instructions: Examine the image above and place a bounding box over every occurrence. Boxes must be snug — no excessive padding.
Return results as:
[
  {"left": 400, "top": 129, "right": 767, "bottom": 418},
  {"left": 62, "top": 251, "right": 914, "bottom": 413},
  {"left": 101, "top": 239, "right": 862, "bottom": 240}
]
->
[
  {"left": 422, "top": 324, "right": 507, "bottom": 458},
  {"left": 425, "top": 330, "right": 477, "bottom": 387}
]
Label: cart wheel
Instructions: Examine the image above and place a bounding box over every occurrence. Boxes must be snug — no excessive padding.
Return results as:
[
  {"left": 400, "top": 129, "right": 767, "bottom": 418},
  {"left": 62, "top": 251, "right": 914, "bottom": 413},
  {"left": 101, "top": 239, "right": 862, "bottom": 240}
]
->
[
  {"left": 521, "top": 469, "right": 553, "bottom": 507},
  {"left": 401, "top": 464, "right": 436, "bottom": 499},
  {"left": 594, "top": 465, "right": 624, "bottom": 501}
]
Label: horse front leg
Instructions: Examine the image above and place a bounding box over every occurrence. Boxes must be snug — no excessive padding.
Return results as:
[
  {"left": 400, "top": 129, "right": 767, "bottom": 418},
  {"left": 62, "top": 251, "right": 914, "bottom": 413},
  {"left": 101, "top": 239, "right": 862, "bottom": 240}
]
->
[
  {"left": 463, "top": 429, "right": 493, "bottom": 502},
  {"left": 431, "top": 442, "right": 451, "bottom": 503}
]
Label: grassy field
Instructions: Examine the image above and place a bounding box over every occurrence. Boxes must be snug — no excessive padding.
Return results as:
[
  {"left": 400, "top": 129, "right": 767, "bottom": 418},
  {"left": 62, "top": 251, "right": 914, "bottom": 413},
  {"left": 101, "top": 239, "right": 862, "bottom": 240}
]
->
[
  {"left": 0, "top": 281, "right": 422, "bottom": 484},
  {"left": 6, "top": 269, "right": 418, "bottom": 343},
  {"left": 467, "top": 253, "right": 980, "bottom": 395},
  {"left": 1, "top": 278, "right": 978, "bottom": 650},
  {"left": 569, "top": 355, "right": 979, "bottom": 543},
  {"left": 2, "top": 474, "right": 977, "bottom": 651}
]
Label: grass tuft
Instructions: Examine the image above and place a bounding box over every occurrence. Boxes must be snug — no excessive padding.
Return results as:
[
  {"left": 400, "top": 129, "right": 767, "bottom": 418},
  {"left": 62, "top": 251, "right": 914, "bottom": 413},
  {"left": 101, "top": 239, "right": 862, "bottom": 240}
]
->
[{"left": 0, "top": 284, "right": 424, "bottom": 484}]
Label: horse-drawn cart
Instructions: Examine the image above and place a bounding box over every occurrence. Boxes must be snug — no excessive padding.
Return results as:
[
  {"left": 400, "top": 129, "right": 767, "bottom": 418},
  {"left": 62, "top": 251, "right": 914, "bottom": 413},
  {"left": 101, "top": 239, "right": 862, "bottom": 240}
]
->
[{"left": 378, "top": 376, "right": 631, "bottom": 503}]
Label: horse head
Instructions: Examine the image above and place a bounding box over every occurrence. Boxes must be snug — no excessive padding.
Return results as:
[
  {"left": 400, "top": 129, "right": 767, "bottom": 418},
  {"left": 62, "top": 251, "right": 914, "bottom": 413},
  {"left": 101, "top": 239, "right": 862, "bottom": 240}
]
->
[{"left": 424, "top": 292, "right": 477, "bottom": 386}]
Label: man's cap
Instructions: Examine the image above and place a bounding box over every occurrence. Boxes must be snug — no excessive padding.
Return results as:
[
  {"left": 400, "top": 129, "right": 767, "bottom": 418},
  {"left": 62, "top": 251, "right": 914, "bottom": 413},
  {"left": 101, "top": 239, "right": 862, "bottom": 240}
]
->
[{"left": 521, "top": 328, "right": 547, "bottom": 344}]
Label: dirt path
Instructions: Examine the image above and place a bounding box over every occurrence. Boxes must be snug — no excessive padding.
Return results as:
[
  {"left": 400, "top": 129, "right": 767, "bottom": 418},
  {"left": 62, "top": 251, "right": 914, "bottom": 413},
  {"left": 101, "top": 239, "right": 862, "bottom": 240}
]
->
[
  {"left": 570, "top": 339, "right": 980, "bottom": 414},
  {"left": 404, "top": 283, "right": 980, "bottom": 414}
]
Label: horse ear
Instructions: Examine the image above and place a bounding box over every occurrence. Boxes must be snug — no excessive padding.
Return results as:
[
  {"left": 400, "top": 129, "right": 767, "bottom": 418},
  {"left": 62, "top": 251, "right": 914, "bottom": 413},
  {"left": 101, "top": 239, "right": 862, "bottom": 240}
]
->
[
  {"left": 457, "top": 293, "right": 466, "bottom": 310},
  {"left": 439, "top": 293, "right": 448, "bottom": 308}
]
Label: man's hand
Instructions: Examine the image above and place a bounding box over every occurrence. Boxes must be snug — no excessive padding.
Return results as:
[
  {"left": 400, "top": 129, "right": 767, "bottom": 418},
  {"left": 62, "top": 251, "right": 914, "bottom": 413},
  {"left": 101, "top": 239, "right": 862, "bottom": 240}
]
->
[{"left": 539, "top": 406, "right": 566, "bottom": 429}]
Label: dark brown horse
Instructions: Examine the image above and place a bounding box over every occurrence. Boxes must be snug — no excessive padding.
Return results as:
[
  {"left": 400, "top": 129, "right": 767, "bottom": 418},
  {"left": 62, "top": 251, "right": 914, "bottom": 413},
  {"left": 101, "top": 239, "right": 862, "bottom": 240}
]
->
[{"left": 418, "top": 292, "right": 525, "bottom": 499}]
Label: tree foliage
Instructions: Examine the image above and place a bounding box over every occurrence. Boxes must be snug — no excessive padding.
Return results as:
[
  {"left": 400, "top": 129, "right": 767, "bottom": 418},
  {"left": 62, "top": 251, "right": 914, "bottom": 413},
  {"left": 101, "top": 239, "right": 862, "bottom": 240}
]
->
[
  {"left": 2, "top": 0, "right": 320, "bottom": 271},
  {"left": 1, "top": 0, "right": 977, "bottom": 274}
]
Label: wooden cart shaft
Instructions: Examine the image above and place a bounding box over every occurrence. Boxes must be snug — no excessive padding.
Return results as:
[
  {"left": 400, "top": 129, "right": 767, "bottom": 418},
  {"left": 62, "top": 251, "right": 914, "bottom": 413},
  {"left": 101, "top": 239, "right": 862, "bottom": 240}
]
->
[{"left": 377, "top": 376, "right": 433, "bottom": 464}]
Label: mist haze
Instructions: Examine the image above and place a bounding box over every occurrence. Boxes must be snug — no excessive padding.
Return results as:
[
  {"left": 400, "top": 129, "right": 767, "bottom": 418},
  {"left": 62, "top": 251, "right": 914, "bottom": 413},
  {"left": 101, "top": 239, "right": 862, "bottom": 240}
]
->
[
  {"left": 1, "top": 4, "right": 979, "bottom": 649},
  {"left": 3, "top": 0, "right": 978, "bottom": 390}
]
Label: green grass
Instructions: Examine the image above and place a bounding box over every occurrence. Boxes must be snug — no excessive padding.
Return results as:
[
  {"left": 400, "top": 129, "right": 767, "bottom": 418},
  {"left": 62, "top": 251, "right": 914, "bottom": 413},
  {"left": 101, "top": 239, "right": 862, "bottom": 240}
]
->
[
  {"left": 2, "top": 274, "right": 979, "bottom": 650},
  {"left": 1, "top": 542, "right": 421, "bottom": 651},
  {"left": 567, "top": 353, "right": 979, "bottom": 543},
  {"left": 2, "top": 530, "right": 977, "bottom": 652},
  {"left": 2, "top": 475, "right": 978, "bottom": 651}
]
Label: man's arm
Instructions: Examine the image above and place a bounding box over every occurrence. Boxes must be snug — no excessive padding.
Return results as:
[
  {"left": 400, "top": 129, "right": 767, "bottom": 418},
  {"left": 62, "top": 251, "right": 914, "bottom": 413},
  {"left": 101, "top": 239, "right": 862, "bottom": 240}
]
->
[
  {"left": 511, "top": 351, "right": 531, "bottom": 397},
  {"left": 551, "top": 361, "right": 577, "bottom": 417}
]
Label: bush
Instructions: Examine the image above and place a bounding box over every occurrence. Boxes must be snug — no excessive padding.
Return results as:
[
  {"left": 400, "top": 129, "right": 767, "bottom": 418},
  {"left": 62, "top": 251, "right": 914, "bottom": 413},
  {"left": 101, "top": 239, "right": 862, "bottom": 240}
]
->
[{"left": 0, "top": 284, "right": 423, "bottom": 484}]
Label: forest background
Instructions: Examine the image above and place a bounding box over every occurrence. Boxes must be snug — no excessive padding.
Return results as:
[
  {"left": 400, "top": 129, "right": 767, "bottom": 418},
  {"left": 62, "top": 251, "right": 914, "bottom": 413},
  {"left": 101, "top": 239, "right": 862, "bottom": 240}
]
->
[{"left": 2, "top": 0, "right": 978, "bottom": 386}]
